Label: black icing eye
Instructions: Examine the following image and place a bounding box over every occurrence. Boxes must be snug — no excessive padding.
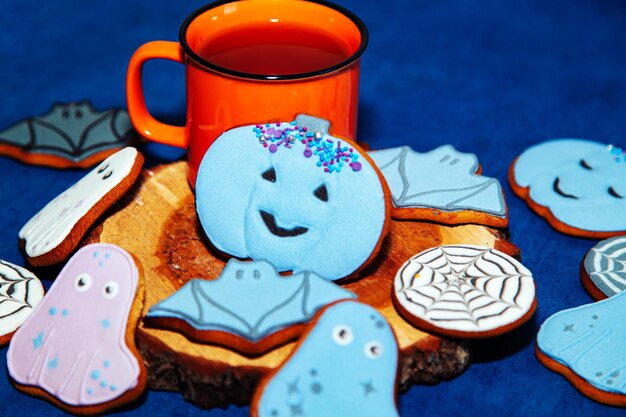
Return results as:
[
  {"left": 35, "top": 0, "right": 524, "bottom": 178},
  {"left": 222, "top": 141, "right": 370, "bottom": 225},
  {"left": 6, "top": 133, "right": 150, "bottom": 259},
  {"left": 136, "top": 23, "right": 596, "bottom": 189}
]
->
[
  {"left": 62, "top": 109, "right": 70, "bottom": 119},
  {"left": 253, "top": 269, "right": 261, "bottom": 279},
  {"left": 75, "top": 109, "right": 83, "bottom": 118},
  {"left": 102, "top": 171, "right": 113, "bottom": 180},
  {"left": 314, "top": 184, "right": 328, "bottom": 202},
  {"left": 261, "top": 167, "right": 276, "bottom": 183},
  {"left": 580, "top": 159, "right": 593, "bottom": 170},
  {"left": 609, "top": 187, "right": 623, "bottom": 199},
  {"left": 332, "top": 324, "right": 353, "bottom": 345},
  {"left": 364, "top": 341, "right": 383, "bottom": 359},
  {"left": 97, "top": 164, "right": 109, "bottom": 174},
  {"left": 74, "top": 273, "right": 92, "bottom": 292},
  {"left": 102, "top": 281, "right": 119, "bottom": 299}
]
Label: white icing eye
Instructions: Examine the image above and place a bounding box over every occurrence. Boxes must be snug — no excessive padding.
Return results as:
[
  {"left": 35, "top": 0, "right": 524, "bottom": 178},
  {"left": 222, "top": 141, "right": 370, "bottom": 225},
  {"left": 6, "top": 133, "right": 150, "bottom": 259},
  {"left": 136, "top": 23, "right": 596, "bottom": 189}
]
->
[
  {"left": 364, "top": 341, "right": 383, "bottom": 359},
  {"left": 332, "top": 325, "right": 353, "bottom": 346},
  {"left": 74, "top": 273, "right": 92, "bottom": 292},
  {"left": 102, "top": 281, "right": 119, "bottom": 299}
]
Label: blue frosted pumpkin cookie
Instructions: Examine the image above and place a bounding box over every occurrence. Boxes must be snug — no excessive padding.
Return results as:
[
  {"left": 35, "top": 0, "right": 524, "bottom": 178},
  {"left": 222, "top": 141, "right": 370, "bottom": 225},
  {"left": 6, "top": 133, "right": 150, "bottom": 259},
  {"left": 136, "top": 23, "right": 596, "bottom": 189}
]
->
[
  {"left": 251, "top": 300, "right": 399, "bottom": 417},
  {"left": 195, "top": 115, "right": 391, "bottom": 281}
]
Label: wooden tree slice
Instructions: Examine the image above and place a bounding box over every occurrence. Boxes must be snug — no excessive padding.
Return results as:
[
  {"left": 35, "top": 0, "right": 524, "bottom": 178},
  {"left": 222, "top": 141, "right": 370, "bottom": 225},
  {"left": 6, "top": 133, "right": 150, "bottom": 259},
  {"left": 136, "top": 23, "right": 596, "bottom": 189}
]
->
[{"left": 87, "top": 161, "right": 519, "bottom": 409}]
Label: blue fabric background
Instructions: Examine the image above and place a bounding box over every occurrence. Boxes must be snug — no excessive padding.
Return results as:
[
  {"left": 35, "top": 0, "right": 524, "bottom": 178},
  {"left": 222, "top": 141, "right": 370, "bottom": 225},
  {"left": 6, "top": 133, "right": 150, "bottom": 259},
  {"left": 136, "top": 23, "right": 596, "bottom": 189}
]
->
[{"left": 1, "top": 0, "right": 626, "bottom": 416}]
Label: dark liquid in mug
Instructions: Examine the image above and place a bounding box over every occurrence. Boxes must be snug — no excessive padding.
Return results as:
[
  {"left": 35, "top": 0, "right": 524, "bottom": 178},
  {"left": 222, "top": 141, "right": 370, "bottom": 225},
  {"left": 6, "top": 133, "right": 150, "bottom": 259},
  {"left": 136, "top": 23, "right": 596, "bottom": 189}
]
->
[{"left": 196, "top": 23, "right": 352, "bottom": 76}]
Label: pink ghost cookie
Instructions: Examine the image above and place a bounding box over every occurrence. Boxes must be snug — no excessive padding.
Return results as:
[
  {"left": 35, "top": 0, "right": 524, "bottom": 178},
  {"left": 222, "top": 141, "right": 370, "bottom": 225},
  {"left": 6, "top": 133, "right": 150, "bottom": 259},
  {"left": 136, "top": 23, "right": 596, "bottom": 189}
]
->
[{"left": 7, "top": 243, "right": 146, "bottom": 415}]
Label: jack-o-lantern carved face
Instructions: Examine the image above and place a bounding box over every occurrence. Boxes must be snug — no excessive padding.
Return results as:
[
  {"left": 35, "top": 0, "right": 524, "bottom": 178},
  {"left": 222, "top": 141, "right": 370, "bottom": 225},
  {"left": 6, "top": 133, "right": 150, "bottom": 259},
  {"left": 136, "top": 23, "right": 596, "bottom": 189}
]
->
[
  {"left": 195, "top": 116, "right": 389, "bottom": 281},
  {"left": 513, "top": 139, "right": 626, "bottom": 234}
]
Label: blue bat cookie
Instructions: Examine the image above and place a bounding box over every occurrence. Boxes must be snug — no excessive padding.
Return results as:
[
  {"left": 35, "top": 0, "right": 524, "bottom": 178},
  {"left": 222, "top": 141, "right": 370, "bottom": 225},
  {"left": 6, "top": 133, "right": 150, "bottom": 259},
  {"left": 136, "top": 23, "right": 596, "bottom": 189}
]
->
[
  {"left": 0, "top": 101, "right": 137, "bottom": 168},
  {"left": 252, "top": 300, "right": 399, "bottom": 417},
  {"left": 146, "top": 259, "right": 356, "bottom": 355},
  {"left": 369, "top": 145, "right": 507, "bottom": 227},
  {"left": 537, "top": 290, "right": 626, "bottom": 406}
]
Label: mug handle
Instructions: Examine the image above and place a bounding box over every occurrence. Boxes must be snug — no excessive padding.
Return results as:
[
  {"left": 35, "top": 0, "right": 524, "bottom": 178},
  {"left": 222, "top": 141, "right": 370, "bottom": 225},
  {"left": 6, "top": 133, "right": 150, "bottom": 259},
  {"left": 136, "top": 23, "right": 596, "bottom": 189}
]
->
[{"left": 126, "top": 41, "right": 186, "bottom": 148}]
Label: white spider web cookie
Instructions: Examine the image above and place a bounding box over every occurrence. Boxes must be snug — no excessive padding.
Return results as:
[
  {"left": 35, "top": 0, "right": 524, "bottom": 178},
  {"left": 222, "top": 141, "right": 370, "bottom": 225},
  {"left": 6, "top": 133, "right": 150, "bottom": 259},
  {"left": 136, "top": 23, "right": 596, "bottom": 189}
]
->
[{"left": 392, "top": 245, "right": 536, "bottom": 338}]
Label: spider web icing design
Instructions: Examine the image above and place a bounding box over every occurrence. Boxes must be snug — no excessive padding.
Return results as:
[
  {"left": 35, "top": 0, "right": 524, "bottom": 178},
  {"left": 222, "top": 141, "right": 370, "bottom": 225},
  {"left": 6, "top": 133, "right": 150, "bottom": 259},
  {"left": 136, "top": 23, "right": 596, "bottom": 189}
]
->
[
  {"left": 394, "top": 245, "right": 535, "bottom": 333},
  {"left": 584, "top": 236, "right": 626, "bottom": 298},
  {"left": 0, "top": 260, "right": 44, "bottom": 338}
]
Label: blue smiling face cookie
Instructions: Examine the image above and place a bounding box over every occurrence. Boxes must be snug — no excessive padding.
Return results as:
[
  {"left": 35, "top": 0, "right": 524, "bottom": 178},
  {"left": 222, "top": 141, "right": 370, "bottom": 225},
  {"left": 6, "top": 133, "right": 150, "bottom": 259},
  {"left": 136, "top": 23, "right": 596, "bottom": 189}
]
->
[
  {"left": 511, "top": 139, "right": 626, "bottom": 236},
  {"left": 195, "top": 116, "right": 389, "bottom": 281},
  {"left": 252, "top": 300, "right": 399, "bottom": 417}
]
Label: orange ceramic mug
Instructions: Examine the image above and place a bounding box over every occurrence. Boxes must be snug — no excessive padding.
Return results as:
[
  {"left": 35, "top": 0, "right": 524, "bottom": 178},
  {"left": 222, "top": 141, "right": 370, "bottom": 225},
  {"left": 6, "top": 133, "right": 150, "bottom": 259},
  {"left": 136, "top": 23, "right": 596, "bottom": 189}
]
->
[{"left": 126, "top": 0, "right": 368, "bottom": 186}]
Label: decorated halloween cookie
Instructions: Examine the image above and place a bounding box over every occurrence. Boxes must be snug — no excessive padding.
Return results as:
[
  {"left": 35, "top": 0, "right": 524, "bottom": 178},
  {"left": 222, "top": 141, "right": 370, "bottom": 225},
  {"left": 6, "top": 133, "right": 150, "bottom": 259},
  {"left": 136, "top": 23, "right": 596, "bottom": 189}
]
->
[
  {"left": 510, "top": 139, "right": 626, "bottom": 237},
  {"left": 536, "top": 290, "right": 626, "bottom": 406},
  {"left": 7, "top": 243, "right": 146, "bottom": 414},
  {"left": 581, "top": 236, "right": 626, "bottom": 300},
  {"left": 0, "top": 260, "right": 45, "bottom": 346},
  {"left": 19, "top": 147, "right": 144, "bottom": 267},
  {"left": 146, "top": 259, "right": 356, "bottom": 355},
  {"left": 0, "top": 101, "right": 138, "bottom": 168},
  {"left": 369, "top": 145, "right": 507, "bottom": 227},
  {"left": 251, "top": 300, "right": 399, "bottom": 417},
  {"left": 392, "top": 245, "right": 536, "bottom": 338},
  {"left": 195, "top": 115, "right": 391, "bottom": 281}
]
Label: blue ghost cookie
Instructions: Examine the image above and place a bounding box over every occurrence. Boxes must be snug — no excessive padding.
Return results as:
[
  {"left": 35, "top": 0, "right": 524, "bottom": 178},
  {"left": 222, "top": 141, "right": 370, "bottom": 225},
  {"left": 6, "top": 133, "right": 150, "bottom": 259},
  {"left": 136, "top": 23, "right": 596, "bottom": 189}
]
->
[
  {"left": 252, "top": 300, "right": 400, "bottom": 417},
  {"left": 195, "top": 115, "right": 391, "bottom": 281},
  {"left": 537, "top": 290, "right": 626, "bottom": 406}
]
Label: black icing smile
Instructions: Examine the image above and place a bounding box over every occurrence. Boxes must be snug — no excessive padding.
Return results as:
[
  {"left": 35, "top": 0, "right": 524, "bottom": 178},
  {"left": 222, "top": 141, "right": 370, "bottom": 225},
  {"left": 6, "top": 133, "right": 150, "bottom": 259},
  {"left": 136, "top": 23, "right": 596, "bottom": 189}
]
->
[
  {"left": 259, "top": 210, "right": 309, "bottom": 238},
  {"left": 553, "top": 177, "right": 578, "bottom": 199}
]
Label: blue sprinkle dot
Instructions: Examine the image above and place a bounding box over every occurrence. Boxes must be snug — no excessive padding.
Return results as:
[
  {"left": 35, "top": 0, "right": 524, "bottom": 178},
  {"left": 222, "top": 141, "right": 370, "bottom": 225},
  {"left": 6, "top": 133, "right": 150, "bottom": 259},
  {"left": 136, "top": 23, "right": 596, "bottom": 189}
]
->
[
  {"left": 110, "top": 385, "right": 117, "bottom": 392},
  {"left": 316, "top": 162, "right": 322, "bottom": 167},
  {"left": 49, "top": 307, "right": 57, "bottom": 316},
  {"left": 91, "top": 370, "right": 100, "bottom": 380},
  {"left": 104, "top": 253, "right": 110, "bottom": 259},
  {"left": 290, "top": 120, "right": 297, "bottom": 126},
  {"left": 87, "top": 388, "right": 93, "bottom": 395},
  {"left": 62, "top": 309, "right": 69, "bottom": 316},
  {"left": 93, "top": 252, "right": 98, "bottom": 258},
  {"left": 98, "top": 261, "right": 104, "bottom": 267},
  {"left": 103, "top": 360, "right": 110, "bottom": 368},
  {"left": 100, "top": 380, "right": 107, "bottom": 388},
  {"left": 265, "top": 123, "right": 270, "bottom": 127}
]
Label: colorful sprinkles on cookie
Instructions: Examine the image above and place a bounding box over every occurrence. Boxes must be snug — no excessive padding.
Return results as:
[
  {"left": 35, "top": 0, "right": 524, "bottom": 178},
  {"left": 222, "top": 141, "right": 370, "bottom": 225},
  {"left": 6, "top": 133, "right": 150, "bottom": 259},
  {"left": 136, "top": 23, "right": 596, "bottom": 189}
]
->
[
  {"left": 252, "top": 121, "right": 362, "bottom": 173},
  {"left": 608, "top": 144, "right": 626, "bottom": 163},
  {"left": 195, "top": 115, "right": 389, "bottom": 281}
]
